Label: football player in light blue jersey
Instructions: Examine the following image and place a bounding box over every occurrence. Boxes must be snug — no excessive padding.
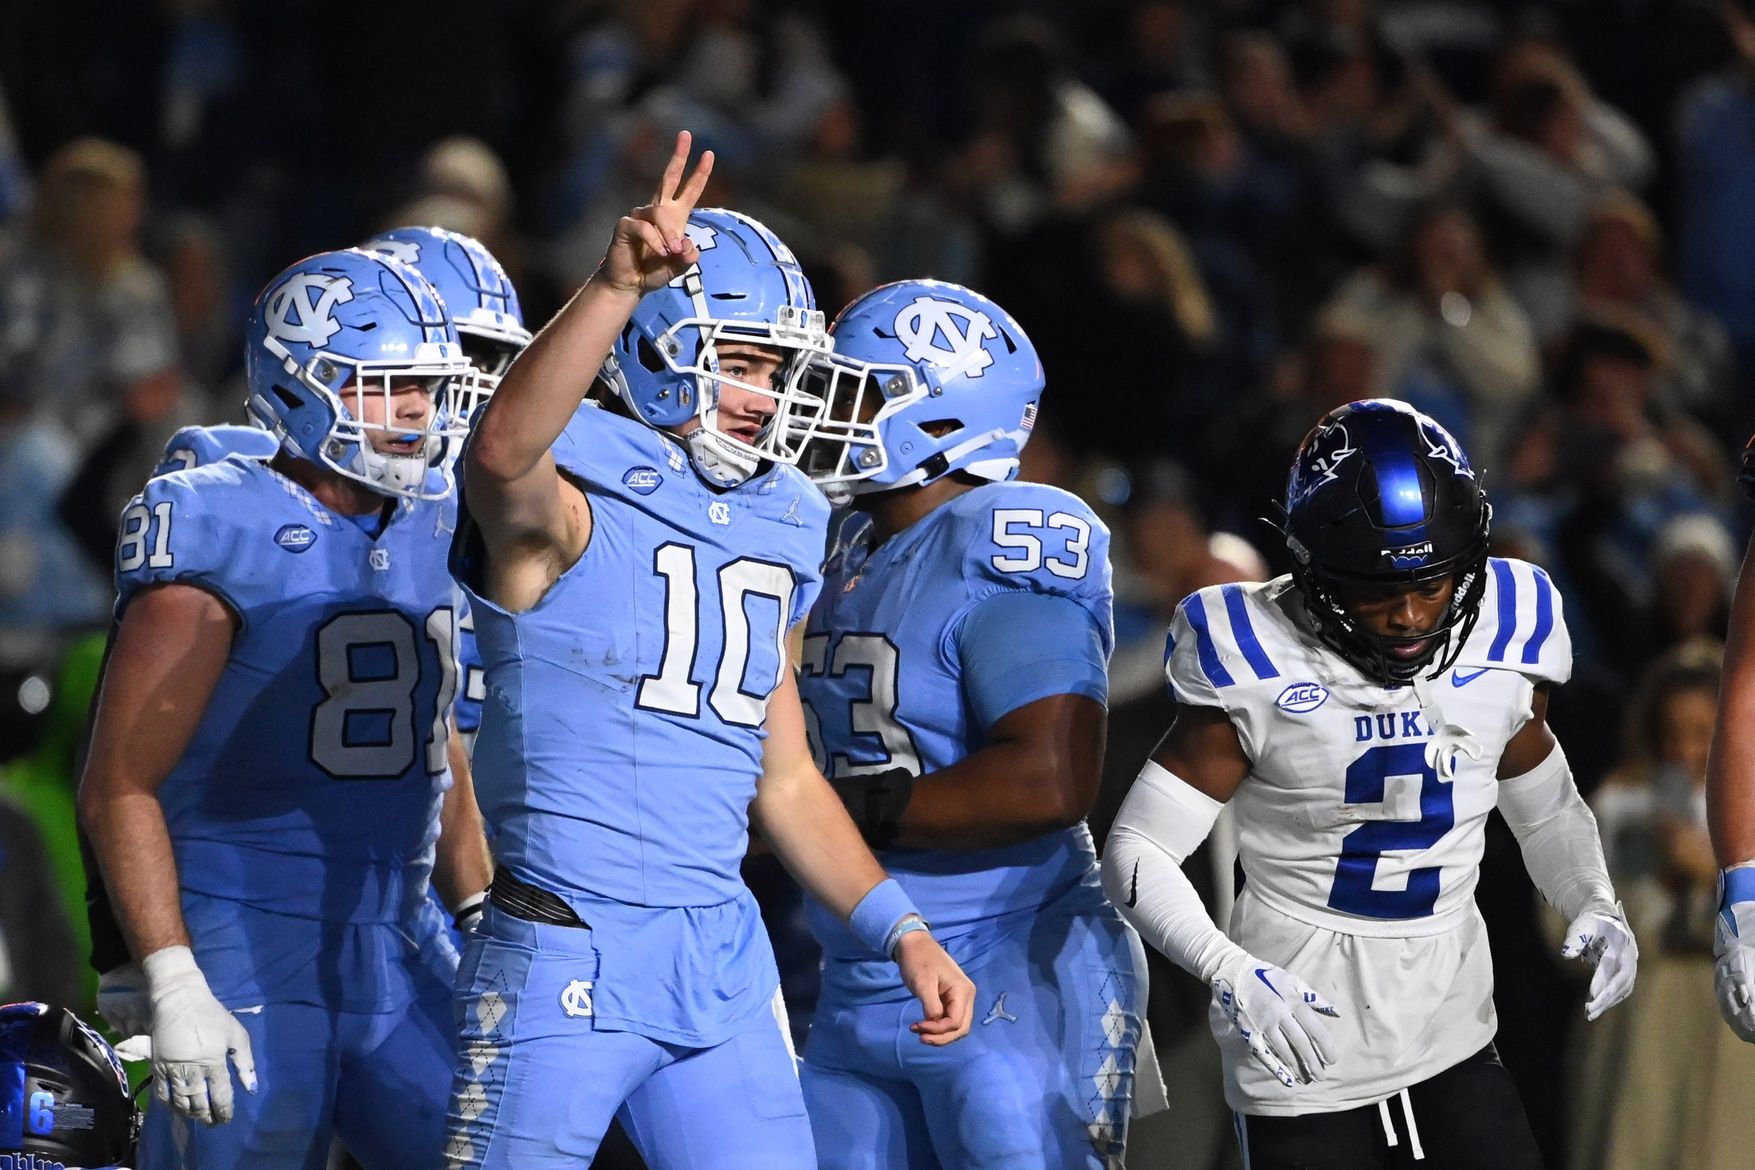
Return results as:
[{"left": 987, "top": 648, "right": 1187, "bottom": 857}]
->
[
  {"left": 791, "top": 279, "right": 1150, "bottom": 1169},
  {"left": 445, "top": 131, "right": 975, "bottom": 1169},
  {"left": 360, "top": 224, "right": 535, "bottom": 762},
  {"left": 78, "top": 247, "right": 495, "bottom": 1170}
]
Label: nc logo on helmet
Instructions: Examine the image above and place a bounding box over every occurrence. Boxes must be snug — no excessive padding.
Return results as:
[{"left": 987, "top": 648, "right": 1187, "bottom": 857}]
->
[
  {"left": 895, "top": 297, "right": 997, "bottom": 379},
  {"left": 367, "top": 239, "right": 422, "bottom": 267},
  {"left": 265, "top": 274, "right": 354, "bottom": 347}
]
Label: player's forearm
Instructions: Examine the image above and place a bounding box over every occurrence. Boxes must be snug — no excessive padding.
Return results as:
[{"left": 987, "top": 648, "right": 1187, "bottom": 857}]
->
[
  {"left": 1498, "top": 743, "right": 1618, "bottom": 919},
  {"left": 893, "top": 741, "right": 1095, "bottom": 851},
  {"left": 1101, "top": 761, "right": 1244, "bottom": 983},
  {"left": 79, "top": 783, "right": 191, "bottom": 961},
  {"left": 1709, "top": 538, "right": 1755, "bottom": 865},
  {"left": 754, "top": 764, "right": 890, "bottom": 919},
  {"left": 433, "top": 751, "right": 494, "bottom": 908},
  {"left": 433, "top": 735, "right": 493, "bottom": 909},
  {"left": 467, "top": 277, "right": 642, "bottom": 483}
]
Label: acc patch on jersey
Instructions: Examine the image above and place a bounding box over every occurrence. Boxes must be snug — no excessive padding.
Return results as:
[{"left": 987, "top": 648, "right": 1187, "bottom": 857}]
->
[
  {"left": 274, "top": 524, "right": 317, "bottom": 553},
  {"left": 622, "top": 466, "right": 662, "bottom": 496}
]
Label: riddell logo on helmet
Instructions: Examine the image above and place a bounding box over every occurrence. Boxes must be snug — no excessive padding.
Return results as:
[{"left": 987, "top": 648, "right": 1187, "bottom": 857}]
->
[
  {"left": 1, "top": 1156, "right": 72, "bottom": 1169},
  {"left": 1383, "top": 542, "right": 1434, "bottom": 567}
]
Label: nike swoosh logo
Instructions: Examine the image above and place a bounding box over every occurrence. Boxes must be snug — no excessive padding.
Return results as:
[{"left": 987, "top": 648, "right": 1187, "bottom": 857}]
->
[
  {"left": 1451, "top": 668, "right": 1490, "bottom": 687},
  {"left": 1124, "top": 860, "right": 1140, "bottom": 909},
  {"left": 1253, "top": 967, "right": 1279, "bottom": 996}
]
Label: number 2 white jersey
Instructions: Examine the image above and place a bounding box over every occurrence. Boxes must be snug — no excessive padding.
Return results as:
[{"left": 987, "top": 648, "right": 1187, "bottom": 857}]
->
[{"left": 1165, "top": 560, "right": 1571, "bottom": 1111}]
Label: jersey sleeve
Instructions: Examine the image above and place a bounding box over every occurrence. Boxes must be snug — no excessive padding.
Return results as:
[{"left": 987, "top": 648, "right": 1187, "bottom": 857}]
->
[
  {"left": 955, "top": 591, "right": 1109, "bottom": 731},
  {"left": 785, "top": 476, "right": 831, "bottom": 629},
  {"left": 951, "top": 485, "right": 1115, "bottom": 657},
  {"left": 113, "top": 474, "right": 250, "bottom": 628},
  {"left": 1453, "top": 557, "right": 1573, "bottom": 685},
  {"left": 1163, "top": 584, "right": 1286, "bottom": 711}
]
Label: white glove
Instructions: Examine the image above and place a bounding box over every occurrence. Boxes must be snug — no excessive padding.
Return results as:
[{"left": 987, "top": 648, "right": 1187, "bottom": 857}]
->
[
  {"left": 1560, "top": 903, "right": 1638, "bottom": 1021},
  {"left": 1715, "top": 870, "right": 1755, "bottom": 1041},
  {"left": 143, "top": 946, "right": 257, "bottom": 1125},
  {"left": 1212, "top": 956, "right": 1340, "bottom": 1088},
  {"left": 96, "top": 961, "right": 152, "bottom": 1039}
]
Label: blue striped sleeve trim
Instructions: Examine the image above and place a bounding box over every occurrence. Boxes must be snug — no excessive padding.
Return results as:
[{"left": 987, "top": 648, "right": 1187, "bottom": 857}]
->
[
  {"left": 1222, "top": 583, "right": 1279, "bottom": 680},
  {"left": 1183, "top": 594, "right": 1236, "bottom": 688},
  {"left": 1487, "top": 559, "right": 1517, "bottom": 663},
  {"left": 1523, "top": 566, "right": 1555, "bottom": 665}
]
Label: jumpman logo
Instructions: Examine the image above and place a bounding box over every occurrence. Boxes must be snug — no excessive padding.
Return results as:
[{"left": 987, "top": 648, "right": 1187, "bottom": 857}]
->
[{"left": 982, "top": 992, "right": 1019, "bottom": 1026}]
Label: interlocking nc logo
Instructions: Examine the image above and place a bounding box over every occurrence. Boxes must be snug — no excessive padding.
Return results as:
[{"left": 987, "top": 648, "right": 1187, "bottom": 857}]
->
[
  {"left": 708, "top": 501, "right": 732, "bottom": 526},
  {"left": 369, "top": 239, "right": 422, "bottom": 267},
  {"left": 266, "top": 274, "right": 354, "bottom": 347},
  {"left": 894, "top": 297, "right": 996, "bottom": 379},
  {"left": 560, "top": 979, "right": 594, "bottom": 1018}
]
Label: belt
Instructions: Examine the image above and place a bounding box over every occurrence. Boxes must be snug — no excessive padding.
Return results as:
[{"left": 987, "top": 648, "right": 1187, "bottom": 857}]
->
[{"left": 489, "top": 869, "right": 590, "bottom": 928}]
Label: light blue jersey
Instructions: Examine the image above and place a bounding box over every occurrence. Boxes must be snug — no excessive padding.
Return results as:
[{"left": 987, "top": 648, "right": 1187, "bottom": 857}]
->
[
  {"left": 799, "top": 482, "right": 1115, "bottom": 994},
  {"left": 445, "top": 402, "right": 830, "bottom": 1170},
  {"left": 120, "top": 455, "right": 465, "bottom": 1170},
  {"left": 453, "top": 401, "right": 828, "bottom": 1041},
  {"left": 117, "top": 457, "right": 460, "bottom": 939},
  {"left": 797, "top": 481, "right": 1149, "bottom": 1169}
]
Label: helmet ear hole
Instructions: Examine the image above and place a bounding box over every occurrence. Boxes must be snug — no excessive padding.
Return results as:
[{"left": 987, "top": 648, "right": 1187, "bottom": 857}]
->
[
  {"left": 272, "top": 385, "right": 303, "bottom": 412},
  {"left": 636, "top": 335, "right": 666, "bottom": 374}
]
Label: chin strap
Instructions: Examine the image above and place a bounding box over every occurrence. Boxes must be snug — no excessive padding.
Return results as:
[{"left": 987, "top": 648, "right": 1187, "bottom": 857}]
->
[{"left": 686, "top": 424, "right": 760, "bottom": 487}]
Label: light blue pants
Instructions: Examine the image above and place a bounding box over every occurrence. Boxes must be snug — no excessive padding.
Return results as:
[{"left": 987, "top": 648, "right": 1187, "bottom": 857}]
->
[
  {"left": 443, "top": 904, "right": 815, "bottom": 1169},
  {"left": 802, "top": 909, "right": 1147, "bottom": 1170}
]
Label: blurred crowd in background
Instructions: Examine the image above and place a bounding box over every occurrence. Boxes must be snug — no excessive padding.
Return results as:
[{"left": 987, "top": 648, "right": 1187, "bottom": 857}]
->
[{"left": 3, "top": 1, "right": 1755, "bottom": 1166}]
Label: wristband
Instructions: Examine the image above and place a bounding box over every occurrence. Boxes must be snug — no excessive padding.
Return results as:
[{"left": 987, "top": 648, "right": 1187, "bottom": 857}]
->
[
  {"left": 453, "top": 891, "right": 488, "bottom": 932},
  {"left": 830, "top": 768, "right": 915, "bottom": 849},
  {"left": 884, "top": 914, "right": 931, "bottom": 958},
  {"left": 1720, "top": 864, "right": 1755, "bottom": 911},
  {"left": 848, "top": 878, "right": 921, "bottom": 957}
]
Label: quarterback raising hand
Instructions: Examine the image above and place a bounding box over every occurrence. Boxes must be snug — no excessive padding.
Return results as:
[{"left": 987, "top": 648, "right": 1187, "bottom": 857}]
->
[{"left": 599, "top": 131, "right": 715, "bottom": 295}]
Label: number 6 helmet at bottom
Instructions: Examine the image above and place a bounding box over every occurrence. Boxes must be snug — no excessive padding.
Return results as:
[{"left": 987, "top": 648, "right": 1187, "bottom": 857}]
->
[
  {"left": 0, "top": 1002, "right": 139, "bottom": 1169},
  {"left": 796, "top": 279, "right": 1044, "bottom": 495}
]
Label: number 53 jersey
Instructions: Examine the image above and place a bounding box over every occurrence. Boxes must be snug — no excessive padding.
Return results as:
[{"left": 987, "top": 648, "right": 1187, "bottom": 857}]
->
[
  {"left": 1166, "top": 559, "right": 1571, "bottom": 1111},
  {"left": 114, "top": 458, "right": 461, "bottom": 959},
  {"left": 800, "top": 481, "right": 1116, "bottom": 997}
]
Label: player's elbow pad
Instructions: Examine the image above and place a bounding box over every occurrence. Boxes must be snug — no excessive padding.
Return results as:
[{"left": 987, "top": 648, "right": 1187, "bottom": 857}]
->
[
  {"left": 1497, "top": 742, "right": 1616, "bottom": 921},
  {"left": 1102, "top": 761, "right": 1245, "bottom": 984}
]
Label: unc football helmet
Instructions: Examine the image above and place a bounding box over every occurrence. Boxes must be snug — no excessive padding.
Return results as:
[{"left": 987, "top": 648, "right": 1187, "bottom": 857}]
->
[
  {"left": 0, "top": 1002, "right": 138, "bottom": 1168},
  {"left": 359, "top": 225, "right": 531, "bottom": 420},
  {"left": 796, "top": 279, "right": 1044, "bottom": 495},
  {"left": 1280, "top": 398, "right": 1491, "bottom": 686},
  {"left": 244, "top": 248, "right": 474, "bottom": 500},
  {"left": 599, "top": 208, "right": 829, "bottom": 487}
]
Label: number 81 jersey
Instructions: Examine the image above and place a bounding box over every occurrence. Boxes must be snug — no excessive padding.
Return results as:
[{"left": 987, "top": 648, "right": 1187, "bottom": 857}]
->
[
  {"left": 114, "top": 456, "right": 460, "bottom": 925},
  {"left": 1167, "top": 559, "right": 1571, "bottom": 936}
]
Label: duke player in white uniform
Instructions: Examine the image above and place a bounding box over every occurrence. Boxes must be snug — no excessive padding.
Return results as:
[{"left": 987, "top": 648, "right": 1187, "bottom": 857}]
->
[
  {"left": 1102, "top": 400, "right": 1638, "bottom": 1168},
  {"left": 793, "top": 279, "right": 1150, "bottom": 1168}
]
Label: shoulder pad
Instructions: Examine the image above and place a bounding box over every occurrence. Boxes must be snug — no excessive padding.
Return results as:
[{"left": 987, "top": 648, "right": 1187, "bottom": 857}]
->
[
  {"left": 155, "top": 424, "right": 278, "bottom": 478},
  {"left": 114, "top": 467, "right": 252, "bottom": 619},
  {"left": 1165, "top": 582, "right": 1287, "bottom": 707},
  {"left": 951, "top": 482, "right": 1113, "bottom": 651},
  {"left": 1452, "top": 557, "right": 1572, "bottom": 684}
]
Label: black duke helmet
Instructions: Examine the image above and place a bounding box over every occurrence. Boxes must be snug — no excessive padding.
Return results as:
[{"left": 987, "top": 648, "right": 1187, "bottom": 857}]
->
[
  {"left": 0, "top": 1002, "right": 138, "bottom": 1169},
  {"left": 1279, "top": 399, "right": 1491, "bottom": 686}
]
